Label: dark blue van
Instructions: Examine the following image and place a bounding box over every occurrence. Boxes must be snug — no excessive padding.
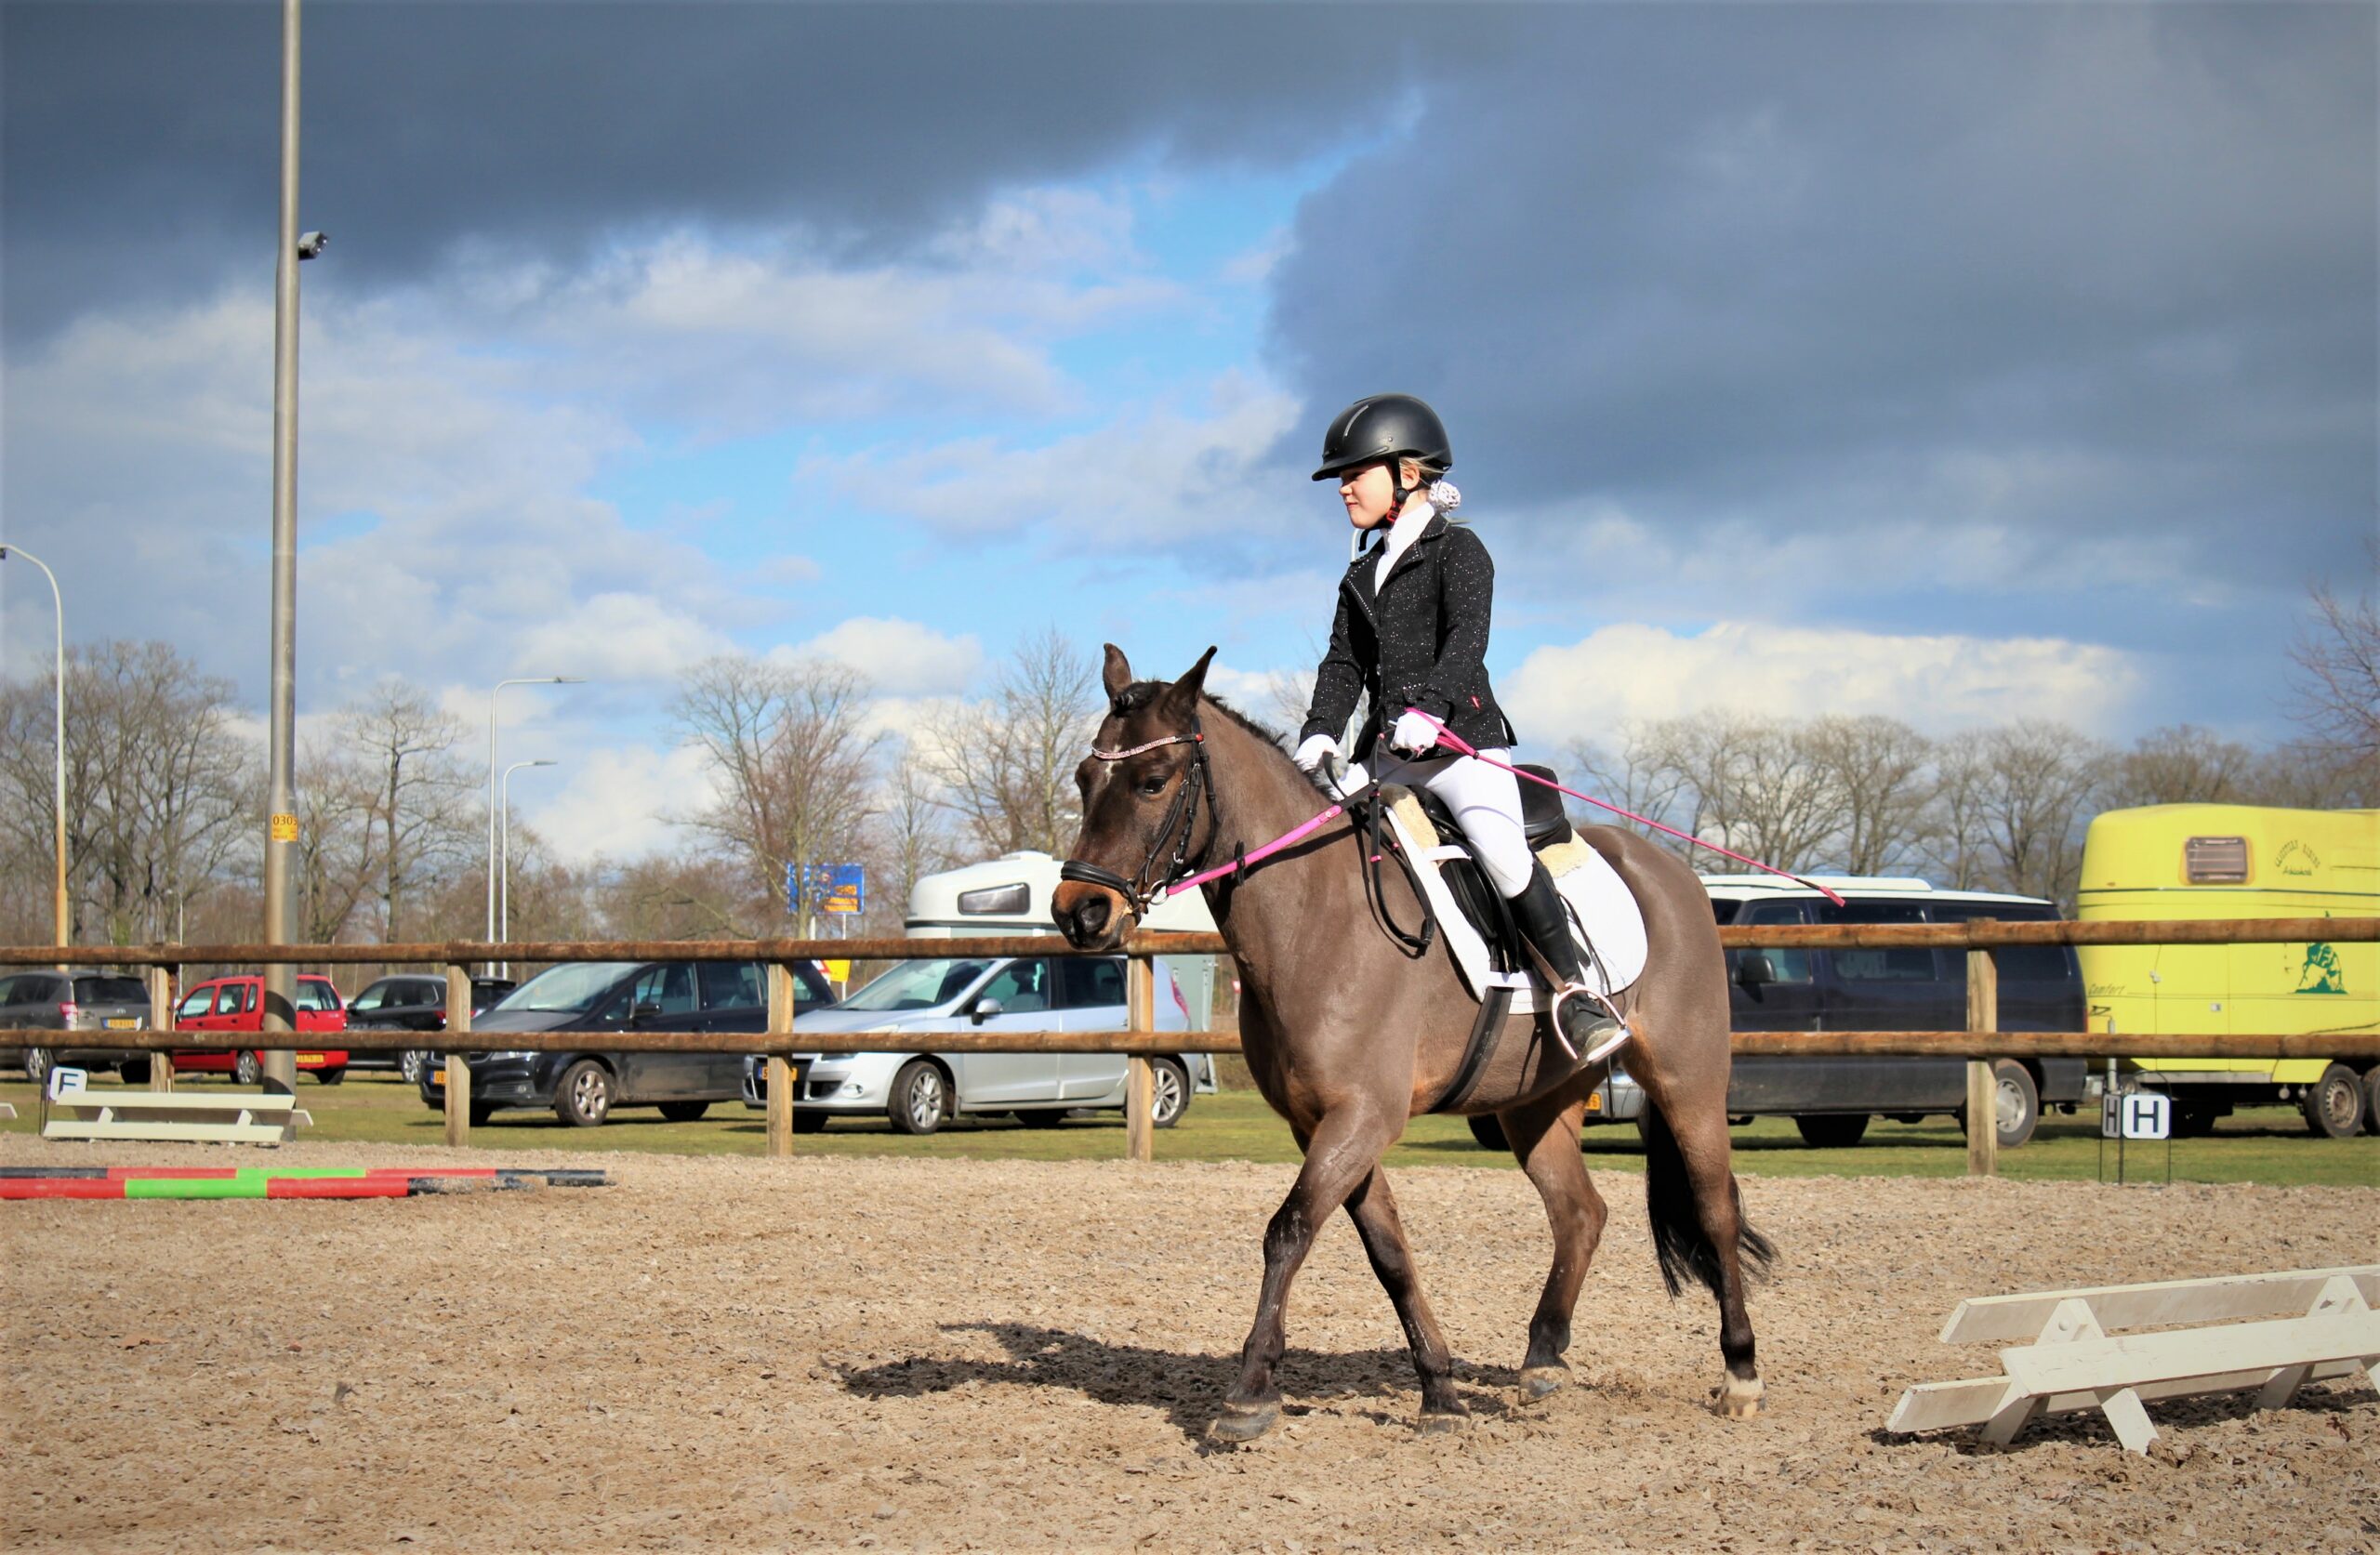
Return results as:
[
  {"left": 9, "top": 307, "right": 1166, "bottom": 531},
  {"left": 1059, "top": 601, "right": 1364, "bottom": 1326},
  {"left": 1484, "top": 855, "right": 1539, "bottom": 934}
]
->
[{"left": 1475, "top": 877, "right": 2088, "bottom": 1150}]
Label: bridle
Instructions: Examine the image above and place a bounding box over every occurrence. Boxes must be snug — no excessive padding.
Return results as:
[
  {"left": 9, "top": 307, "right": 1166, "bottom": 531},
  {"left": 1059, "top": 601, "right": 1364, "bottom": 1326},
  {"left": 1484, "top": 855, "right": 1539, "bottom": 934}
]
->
[{"left": 1057, "top": 717, "right": 1220, "bottom": 916}]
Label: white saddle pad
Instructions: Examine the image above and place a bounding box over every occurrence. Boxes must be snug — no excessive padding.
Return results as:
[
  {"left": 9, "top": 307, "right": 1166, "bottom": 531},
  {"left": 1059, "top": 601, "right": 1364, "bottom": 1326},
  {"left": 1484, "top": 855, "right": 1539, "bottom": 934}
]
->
[{"left": 1382, "top": 789, "right": 1650, "bottom": 1010}]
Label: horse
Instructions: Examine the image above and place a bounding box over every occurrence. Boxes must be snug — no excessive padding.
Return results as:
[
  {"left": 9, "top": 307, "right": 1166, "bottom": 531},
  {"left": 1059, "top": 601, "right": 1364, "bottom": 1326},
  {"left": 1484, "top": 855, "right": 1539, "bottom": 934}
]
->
[{"left": 1052, "top": 644, "right": 1774, "bottom": 1442}]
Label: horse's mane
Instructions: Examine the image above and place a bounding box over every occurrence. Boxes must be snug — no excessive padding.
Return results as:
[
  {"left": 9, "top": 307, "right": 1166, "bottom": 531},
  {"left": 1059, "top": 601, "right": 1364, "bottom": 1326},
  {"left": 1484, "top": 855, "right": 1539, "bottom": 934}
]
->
[{"left": 1114, "top": 679, "right": 1330, "bottom": 797}]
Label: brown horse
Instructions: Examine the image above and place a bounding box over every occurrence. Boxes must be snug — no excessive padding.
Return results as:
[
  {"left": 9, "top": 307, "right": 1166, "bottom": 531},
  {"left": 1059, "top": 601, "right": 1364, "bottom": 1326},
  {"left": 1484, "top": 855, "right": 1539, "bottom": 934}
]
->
[{"left": 1053, "top": 645, "right": 1773, "bottom": 1442}]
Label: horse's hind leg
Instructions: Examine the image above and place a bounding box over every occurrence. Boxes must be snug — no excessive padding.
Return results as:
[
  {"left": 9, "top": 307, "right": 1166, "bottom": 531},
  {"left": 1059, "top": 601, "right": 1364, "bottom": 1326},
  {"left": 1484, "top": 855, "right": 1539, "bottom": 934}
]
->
[
  {"left": 1214, "top": 1106, "right": 1400, "bottom": 1443},
  {"left": 1499, "top": 1092, "right": 1609, "bottom": 1402},
  {"left": 1342, "top": 1166, "right": 1466, "bottom": 1430},
  {"left": 1638, "top": 1093, "right": 1769, "bottom": 1419}
]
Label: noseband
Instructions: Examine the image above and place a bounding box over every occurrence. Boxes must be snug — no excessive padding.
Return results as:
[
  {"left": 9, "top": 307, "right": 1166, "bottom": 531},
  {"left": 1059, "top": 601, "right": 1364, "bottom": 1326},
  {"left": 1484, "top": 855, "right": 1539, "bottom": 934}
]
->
[{"left": 1058, "top": 718, "right": 1218, "bottom": 916}]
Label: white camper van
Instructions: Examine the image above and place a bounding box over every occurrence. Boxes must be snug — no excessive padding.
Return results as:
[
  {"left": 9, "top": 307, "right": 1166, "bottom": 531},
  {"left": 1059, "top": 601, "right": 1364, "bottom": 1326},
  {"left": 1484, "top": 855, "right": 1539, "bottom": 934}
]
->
[{"left": 743, "top": 851, "right": 1221, "bottom": 1134}]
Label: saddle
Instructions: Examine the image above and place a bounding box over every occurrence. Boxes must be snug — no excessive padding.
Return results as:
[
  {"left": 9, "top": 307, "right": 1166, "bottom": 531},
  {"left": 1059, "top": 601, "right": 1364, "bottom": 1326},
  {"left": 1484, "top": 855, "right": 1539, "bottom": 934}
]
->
[
  {"left": 1367, "top": 766, "right": 1651, "bottom": 1010},
  {"left": 1389, "top": 764, "right": 1575, "bottom": 976}
]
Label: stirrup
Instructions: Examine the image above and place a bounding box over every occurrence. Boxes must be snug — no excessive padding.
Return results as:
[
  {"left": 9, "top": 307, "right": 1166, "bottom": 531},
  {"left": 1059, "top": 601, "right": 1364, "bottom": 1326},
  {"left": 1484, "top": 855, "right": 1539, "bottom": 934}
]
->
[{"left": 1551, "top": 983, "right": 1631, "bottom": 1066}]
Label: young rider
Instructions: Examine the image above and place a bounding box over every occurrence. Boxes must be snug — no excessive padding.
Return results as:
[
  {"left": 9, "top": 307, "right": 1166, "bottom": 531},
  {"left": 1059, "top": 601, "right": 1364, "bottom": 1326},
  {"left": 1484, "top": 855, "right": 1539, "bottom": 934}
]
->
[{"left": 1292, "top": 392, "right": 1624, "bottom": 1063}]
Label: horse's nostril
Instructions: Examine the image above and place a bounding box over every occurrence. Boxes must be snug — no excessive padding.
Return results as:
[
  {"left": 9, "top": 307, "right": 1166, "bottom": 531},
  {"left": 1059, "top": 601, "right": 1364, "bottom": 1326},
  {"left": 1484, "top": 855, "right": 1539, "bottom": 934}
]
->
[{"left": 1077, "top": 897, "right": 1110, "bottom": 937}]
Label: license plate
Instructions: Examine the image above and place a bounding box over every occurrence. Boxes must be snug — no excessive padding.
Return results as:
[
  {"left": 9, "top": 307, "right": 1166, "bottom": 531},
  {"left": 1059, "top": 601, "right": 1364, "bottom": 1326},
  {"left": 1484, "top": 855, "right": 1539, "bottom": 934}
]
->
[
  {"left": 430, "top": 1069, "right": 445, "bottom": 1086},
  {"left": 298, "top": 1053, "right": 325, "bottom": 1065},
  {"left": 1585, "top": 1093, "right": 1603, "bottom": 1112},
  {"left": 105, "top": 1017, "right": 137, "bottom": 1029}
]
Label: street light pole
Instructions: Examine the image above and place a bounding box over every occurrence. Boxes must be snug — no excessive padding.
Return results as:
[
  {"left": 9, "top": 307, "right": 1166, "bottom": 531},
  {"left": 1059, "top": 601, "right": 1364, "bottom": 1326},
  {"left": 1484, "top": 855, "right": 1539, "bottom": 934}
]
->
[
  {"left": 484, "top": 677, "right": 580, "bottom": 969},
  {"left": 0, "top": 546, "right": 69, "bottom": 963},
  {"left": 499, "top": 758, "right": 556, "bottom": 975},
  {"left": 258, "top": 0, "right": 310, "bottom": 1097}
]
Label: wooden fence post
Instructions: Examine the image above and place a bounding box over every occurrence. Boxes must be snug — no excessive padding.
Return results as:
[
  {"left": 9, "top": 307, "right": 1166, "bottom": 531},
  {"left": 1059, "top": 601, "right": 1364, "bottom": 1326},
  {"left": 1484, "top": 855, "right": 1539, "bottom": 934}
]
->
[
  {"left": 443, "top": 962, "right": 472, "bottom": 1149},
  {"left": 1966, "top": 942, "right": 2000, "bottom": 1178},
  {"left": 1125, "top": 956, "right": 1154, "bottom": 1163},
  {"left": 146, "top": 964, "right": 177, "bottom": 1092},
  {"left": 766, "top": 962, "right": 796, "bottom": 1159}
]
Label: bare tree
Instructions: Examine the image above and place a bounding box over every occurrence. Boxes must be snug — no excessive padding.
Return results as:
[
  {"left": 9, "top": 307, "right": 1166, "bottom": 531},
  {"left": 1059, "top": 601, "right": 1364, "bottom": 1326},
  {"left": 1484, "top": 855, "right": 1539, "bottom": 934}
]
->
[
  {"left": 0, "top": 641, "right": 253, "bottom": 944},
  {"left": 672, "top": 653, "right": 882, "bottom": 913},
  {"left": 871, "top": 742, "right": 959, "bottom": 924},
  {"left": 1799, "top": 715, "right": 1935, "bottom": 876},
  {"left": 337, "top": 681, "right": 476, "bottom": 942},
  {"left": 2250, "top": 741, "right": 2371, "bottom": 810},
  {"left": 1649, "top": 714, "right": 1838, "bottom": 874},
  {"left": 2107, "top": 724, "right": 2259, "bottom": 809},
  {"left": 595, "top": 854, "right": 768, "bottom": 942},
  {"left": 287, "top": 739, "right": 377, "bottom": 945},
  {"left": 1935, "top": 720, "right": 2110, "bottom": 908},
  {"left": 2285, "top": 535, "right": 2380, "bottom": 765},
  {"left": 1561, "top": 725, "right": 1698, "bottom": 858},
  {"left": 919, "top": 627, "right": 1100, "bottom": 858}
]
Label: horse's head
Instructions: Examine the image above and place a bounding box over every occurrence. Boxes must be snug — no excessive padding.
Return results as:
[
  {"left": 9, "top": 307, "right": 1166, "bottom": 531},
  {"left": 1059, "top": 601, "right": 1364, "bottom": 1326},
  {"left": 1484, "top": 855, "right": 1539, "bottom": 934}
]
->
[{"left": 1053, "top": 642, "right": 1219, "bottom": 950}]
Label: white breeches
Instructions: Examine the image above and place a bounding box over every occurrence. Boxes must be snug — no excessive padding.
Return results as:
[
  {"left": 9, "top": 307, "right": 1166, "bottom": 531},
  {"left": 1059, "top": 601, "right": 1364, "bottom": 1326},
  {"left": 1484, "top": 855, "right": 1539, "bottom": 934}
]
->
[{"left": 1360, "top": 746, "right": 1534, "bottom": 899}]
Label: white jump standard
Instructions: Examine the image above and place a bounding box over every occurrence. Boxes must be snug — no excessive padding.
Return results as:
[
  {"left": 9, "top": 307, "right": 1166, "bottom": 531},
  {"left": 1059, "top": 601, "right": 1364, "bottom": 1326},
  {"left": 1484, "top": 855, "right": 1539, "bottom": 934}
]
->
[{"left": 1890, "top": 1265, "right": 2380, "bottom": 1454}]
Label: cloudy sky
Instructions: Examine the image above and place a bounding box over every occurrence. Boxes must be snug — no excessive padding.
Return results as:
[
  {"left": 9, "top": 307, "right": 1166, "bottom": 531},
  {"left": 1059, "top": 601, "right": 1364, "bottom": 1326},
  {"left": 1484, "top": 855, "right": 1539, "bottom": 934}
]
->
[{"left": 3, "top": 2, "right": 2372, "bottom": 863}]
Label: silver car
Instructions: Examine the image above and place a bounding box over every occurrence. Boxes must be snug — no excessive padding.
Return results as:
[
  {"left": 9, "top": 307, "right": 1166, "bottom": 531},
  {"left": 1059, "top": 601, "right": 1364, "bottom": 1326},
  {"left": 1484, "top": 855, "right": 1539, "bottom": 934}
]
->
[
  {"left": 741, "top": 954, "right": 1210, "bottom": 1135},
  {"left": 0, "top": 969, "right": 156, "bottom": 1084}
]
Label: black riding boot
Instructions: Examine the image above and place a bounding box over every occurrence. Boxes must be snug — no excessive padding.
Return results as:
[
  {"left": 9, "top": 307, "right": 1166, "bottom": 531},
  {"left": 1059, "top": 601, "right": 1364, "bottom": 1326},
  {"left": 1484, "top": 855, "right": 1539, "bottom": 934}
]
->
[{"left": 1507, "top": 860, "right": 1626, "bottom": 1062}]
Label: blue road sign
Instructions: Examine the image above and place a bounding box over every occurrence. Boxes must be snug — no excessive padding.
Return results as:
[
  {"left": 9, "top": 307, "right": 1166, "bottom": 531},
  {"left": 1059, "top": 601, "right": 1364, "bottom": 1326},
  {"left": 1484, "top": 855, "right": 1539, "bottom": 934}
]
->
[{"left": 787, "top": 863, "right": 866, "bottom": 916}]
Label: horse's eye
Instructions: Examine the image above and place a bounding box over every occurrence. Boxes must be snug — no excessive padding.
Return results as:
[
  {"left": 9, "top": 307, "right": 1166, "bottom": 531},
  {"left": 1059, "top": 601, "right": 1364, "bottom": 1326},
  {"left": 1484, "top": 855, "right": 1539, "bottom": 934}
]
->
[{"left": 1139, "top": 776, "right": 1169, "bottom": 798}]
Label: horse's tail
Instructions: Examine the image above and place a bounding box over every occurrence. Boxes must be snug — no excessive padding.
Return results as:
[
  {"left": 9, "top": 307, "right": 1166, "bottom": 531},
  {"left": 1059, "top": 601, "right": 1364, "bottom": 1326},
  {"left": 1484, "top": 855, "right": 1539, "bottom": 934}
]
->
[{"left": 1638, "top": 1101, "right": 1777, "bottom": 1299}]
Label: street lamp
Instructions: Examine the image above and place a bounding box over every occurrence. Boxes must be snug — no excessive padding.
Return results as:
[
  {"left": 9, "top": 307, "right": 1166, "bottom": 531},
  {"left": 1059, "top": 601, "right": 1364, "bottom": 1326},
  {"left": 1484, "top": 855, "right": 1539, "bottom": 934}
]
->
[
  {"left": 0, "top": 546, "right": 69, "bottom": 961},
  {"left": 499, "top": 758, "right": 556, "bottom": 973},
  {"left": 486, "top": 676, "right": 581, "bottom": 960}
]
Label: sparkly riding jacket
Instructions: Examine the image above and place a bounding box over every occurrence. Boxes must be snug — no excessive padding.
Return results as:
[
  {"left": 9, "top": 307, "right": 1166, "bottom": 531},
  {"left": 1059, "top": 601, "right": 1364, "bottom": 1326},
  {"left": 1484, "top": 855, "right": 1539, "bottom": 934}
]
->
[{"left": 1299, "top": 512, "right": 1519, "bottom": 762}]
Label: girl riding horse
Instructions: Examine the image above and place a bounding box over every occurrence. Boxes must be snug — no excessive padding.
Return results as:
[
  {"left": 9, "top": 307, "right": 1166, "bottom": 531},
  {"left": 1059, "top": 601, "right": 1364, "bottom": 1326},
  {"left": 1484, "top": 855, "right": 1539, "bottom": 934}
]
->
[{"left": 1295, "top": 392, "right": 1621, "bottom": 1062}]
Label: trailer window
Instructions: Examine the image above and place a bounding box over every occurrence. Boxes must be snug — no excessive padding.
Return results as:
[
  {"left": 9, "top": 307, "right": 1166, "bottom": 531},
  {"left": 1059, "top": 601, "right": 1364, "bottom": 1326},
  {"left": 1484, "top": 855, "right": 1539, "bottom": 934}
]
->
[{"left": 2183, "top": 836, "right": 2249, "bottom": 885}]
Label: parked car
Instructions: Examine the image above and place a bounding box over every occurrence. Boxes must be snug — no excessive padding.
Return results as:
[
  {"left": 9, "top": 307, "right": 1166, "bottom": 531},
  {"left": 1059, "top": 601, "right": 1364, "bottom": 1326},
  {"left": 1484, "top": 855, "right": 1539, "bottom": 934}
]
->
[
  {"left": 345, "top": 973, "right": 515, "bottom": 1082},
  {"left": 1468, "top": 876, "right": 2089, "bottom": 1152},
  {"left": 1, "top": 969, "right": 156, "bottom": 1085},
  {"left": 416, "top": 958, "right": 839, "bottom": 1127},
  {"left": 170, "top": 973, "right": 351, "bottom": 1084},
  {"left": 740, "top": 953, "right": 1211, "bottom": 1135}
]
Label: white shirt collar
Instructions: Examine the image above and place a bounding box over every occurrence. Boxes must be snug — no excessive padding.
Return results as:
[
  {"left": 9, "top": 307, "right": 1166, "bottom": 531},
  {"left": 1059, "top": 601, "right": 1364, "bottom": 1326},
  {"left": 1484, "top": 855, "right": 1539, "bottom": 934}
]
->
[{"left": 1371, "top": 503, "right": 1436, "bottom": 588}]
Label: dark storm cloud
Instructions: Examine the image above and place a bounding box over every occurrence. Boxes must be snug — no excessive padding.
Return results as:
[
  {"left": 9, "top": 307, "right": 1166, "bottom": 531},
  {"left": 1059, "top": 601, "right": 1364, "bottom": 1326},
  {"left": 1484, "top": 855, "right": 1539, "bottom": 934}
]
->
[
  {"left": 3, "top": 1, "right": 1504, "bottom": 339},
  {"left": 1264, "top": 5, "right": 2377, "bottom": 606}
]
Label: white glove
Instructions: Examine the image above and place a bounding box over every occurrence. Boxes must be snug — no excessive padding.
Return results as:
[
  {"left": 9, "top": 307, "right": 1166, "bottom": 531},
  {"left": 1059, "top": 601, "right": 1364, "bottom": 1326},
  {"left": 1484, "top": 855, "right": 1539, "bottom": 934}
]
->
[
  {"left": 1293, "top": 733, "right": 1340, "bottom": 773},
  {"left": 1391, "top": 709, "right": 1439, "bottom": 756}
]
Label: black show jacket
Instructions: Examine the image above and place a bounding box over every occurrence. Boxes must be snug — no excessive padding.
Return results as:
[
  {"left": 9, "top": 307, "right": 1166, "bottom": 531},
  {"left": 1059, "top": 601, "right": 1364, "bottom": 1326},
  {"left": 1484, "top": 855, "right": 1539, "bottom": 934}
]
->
[{"left": 1300, "top": 513, "right": 1519, "bottom": 761}]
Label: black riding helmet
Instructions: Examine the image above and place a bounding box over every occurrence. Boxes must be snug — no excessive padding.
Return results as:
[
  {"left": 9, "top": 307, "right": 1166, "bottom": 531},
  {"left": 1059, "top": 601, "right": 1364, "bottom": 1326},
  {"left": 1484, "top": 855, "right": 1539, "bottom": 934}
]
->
[{"left": 1312, "top": 393, "right": 1451, "bottom": 517}]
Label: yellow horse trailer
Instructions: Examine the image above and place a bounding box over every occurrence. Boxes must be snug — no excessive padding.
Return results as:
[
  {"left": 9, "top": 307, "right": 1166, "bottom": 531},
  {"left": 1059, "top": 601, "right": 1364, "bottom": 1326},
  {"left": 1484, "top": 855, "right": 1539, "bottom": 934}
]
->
[{"left": 2076, "top": 804, "right": 2378, "bottom": 1137}]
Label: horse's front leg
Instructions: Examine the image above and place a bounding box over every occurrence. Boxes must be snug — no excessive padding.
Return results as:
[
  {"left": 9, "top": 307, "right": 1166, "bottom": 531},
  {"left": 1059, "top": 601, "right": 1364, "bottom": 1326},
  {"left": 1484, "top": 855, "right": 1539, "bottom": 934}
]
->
[
  {"left": 1212, "top": 1105, "right": 1401, "bottom": 1443},
  {"left": 1342, "top": 1165, "right": 1466, "bottom": 1430}
]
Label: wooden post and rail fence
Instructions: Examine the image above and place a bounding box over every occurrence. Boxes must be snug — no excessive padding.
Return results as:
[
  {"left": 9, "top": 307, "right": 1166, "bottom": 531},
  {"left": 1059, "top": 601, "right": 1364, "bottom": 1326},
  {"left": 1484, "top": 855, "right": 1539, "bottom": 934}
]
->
[{"left": 3, "top": 917, "right": 2372, "bottom": 1172}]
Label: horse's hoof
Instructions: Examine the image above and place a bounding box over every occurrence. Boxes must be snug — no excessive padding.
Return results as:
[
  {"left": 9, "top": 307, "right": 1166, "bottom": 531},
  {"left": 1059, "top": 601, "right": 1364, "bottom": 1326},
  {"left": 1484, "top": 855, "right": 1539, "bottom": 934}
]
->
[
  {"left": 1713, "top": 1377, "right": 1765, "bottom": 1420},
  {"left": 1208, "top": 1401, "right": 1280, "bottom": 1443},
  {"left": 1518, "top": 1365, "right": 1567, "bottom": 1403},
  {"left": 1415, "top": 1407, "right": 1470, "bottom": 1436}
]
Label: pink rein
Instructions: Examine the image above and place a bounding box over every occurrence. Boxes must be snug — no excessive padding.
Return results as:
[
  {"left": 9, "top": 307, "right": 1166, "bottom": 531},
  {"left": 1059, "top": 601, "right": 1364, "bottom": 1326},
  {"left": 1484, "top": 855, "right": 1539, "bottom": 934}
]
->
[{"left": 1155, "top": 707, "right": 1844, "bottom": 906}]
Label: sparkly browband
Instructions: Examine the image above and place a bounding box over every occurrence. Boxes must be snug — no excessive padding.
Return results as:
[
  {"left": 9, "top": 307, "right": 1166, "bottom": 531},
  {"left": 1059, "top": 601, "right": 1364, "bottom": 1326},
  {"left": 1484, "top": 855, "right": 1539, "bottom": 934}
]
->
[{"left": 1089, "top": 731, "right": 1203, "bottom": 761}]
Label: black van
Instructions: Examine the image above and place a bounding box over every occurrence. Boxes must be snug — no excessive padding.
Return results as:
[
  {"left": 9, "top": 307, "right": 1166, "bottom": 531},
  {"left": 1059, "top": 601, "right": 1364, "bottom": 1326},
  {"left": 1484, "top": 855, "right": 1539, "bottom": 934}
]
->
[
  {"left": 416, "top": 958, "right": 837, "bottom": 1127},
  {"left": 1476, "top": 877, "right": 2088, "bottom": 1150}
]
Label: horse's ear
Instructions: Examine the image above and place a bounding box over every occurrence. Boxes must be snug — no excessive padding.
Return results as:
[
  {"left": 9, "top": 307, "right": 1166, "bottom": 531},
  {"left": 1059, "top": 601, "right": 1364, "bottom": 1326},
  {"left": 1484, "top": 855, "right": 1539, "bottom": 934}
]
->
[
  {"left": 1161, "top": 646, "right": 1218, "bottom": 716},
  {"left": 1101, "top": 644, "right": 1133, "bottom": 702}
]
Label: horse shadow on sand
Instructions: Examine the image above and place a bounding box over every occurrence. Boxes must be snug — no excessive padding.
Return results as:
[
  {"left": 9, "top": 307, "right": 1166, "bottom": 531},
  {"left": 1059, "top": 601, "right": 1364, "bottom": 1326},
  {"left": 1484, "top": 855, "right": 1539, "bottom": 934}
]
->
[{"left": 835, "top": 1322, "right": 1528, "bottom": 1443}]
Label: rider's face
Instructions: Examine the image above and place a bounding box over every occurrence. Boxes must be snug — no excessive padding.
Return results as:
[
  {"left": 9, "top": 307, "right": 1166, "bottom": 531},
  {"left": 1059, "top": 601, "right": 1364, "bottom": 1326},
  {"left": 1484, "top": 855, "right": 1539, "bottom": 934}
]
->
[{"left": 1338, "top": 461, "right": 1397, "bottom": 530}]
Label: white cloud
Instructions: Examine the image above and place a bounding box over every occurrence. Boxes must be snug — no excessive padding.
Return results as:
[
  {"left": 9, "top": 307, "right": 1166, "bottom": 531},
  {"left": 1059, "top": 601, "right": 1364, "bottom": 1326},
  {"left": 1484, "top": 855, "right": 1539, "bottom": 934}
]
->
[
  {"left": 785, "top": 616, "right": 983, "bottom": 696},
  {"left": 512, "top": 592, "right": 741, "bottom": 685},
  {"left": 800, "top": 372, "right": 1304, "bottom": 547},
  {"left": 1503, "top": 620, "right": 2141, "bottom": 746},
  {"left": 527, "top": 741, "right": 719, "bottom": 863}
]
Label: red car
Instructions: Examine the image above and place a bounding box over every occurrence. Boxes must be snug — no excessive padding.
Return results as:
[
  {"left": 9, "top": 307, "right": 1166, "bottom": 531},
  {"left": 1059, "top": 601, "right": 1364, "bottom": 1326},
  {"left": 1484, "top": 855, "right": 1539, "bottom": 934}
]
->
[{"left": 171, "top": 974, "right": 350, "bottom": 1085}]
